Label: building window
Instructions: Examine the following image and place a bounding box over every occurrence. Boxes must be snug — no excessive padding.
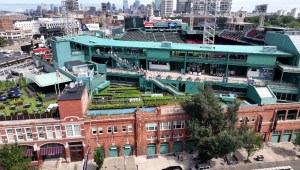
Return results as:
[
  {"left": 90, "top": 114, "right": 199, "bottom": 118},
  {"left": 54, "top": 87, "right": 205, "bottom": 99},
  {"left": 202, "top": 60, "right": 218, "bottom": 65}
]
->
[
  {"left": 160, "top": 134, "right": 170, "bottom": 139},
  {"left": 146, "top": 136, "right": 157, "bottom": 140},
  {"left": 160, "top": 122, "right": 171, "bottom": 131},
  {"left": 66, "top": 125, "right": 81, "bottom": 137},
  {"left": 146, "top": 123, "right": 157, "bottom": 131},
  {"left": 45, "top": 126, "right": 53, "bottom": 139},
  {"left": 128, "top": 125, "right": 132, "bottom": 132},
  {"left": 173, "top": 121, "right": 185, "bottom": 129},
  {"left": 98, "top": 127, "right": 103, "bottom": 134},
  {"left": 122, "top": 126, "right": 126, "bottom": 133},
  {"left": 92, "top": 128, "right": 97, "bottom": 135},
  {"left": 287, "top": 110, "right": 297, "bottom": 120},
  {"left": 15, "top": 128, "right": 24, "bottom": 141},
  {"left": 251, "top": 116, "right": 256, "bottom": 122},
  {"left": 37, "top": 127, "right": 45, "bottom": 139},
  {"left": 277, "top": 110, "right": 286, "bottom": 121},
  {"left": 6, "top": 129, "right": 14, "bottom": 141},
  {"left": 173, "top": 134, "right": 183, "bottom": 138},
  {"left": 239, "top": 117, "right": 244, "bottom": 123},
  {"left": 113, "top": 126, "right": 118, "bottom": 133},
  {"left": 107, "top": 127, "right": 112, "bottom": 134},
  {"left": 25, "top": 128, "right": 33, "bottom": 140},
  {"left": 55, "top": 126, "right": 62, "bottom": 138}
]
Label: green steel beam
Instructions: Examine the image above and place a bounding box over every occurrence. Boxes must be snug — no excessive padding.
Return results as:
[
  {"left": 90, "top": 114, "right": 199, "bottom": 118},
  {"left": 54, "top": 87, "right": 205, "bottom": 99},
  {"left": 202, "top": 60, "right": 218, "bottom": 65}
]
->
[
  {"left": 225, "top": 53, "right": 229, "bottom": 83},
  {"left": 88, "top": 47, "right": 92, "bottom": 61},
  {"left": 280, "top": 71, "right": 284, "bottom": 84},
  {"left": 184, "top": 52, "right": 187, "bottom": 74}
]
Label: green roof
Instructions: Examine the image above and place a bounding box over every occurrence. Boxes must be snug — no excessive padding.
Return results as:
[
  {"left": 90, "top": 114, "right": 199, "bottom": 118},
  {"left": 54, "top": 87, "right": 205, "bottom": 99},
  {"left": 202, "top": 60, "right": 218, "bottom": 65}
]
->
[
  {"left": 61, "top": 35, "right": 292, "bottom": 56},
  {"left": 30, "top": 72, "right": 72, "bottom": 87}
]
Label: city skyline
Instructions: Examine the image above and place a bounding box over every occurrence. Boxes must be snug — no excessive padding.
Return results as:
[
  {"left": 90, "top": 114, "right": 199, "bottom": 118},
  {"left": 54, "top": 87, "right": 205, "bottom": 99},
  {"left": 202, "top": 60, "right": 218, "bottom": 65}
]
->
[{"left": 0, "top": 0, "right": 299, "bottom": 12}]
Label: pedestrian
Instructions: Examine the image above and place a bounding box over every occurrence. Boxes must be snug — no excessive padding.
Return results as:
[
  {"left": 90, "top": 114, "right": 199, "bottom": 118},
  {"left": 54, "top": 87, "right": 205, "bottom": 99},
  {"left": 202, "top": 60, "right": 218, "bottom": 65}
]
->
[
  {"left": 177, "top": 155, "right": 180, "bottom": 160},
  {"left": 180, "top": 156, "right": 183, "bottom": 161}
]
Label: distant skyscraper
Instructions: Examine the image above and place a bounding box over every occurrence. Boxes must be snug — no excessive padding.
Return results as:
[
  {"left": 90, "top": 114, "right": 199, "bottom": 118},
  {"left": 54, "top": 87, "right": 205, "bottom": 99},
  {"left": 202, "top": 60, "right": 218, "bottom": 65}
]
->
[
  {"left": 134, "top": 0, "right": 140, "bottom": 9},
  {"left": 291, "top": 8, "right": 299, "bottom": 18},
  {"left": 112, "top": 4, "right": 116, "bottom": 11},
  {"left": 176, "top": 0, "right": 188, "bottom": 13},
  {"left": 155, "top": 0, "right": 161, "bottom": 11},
  {"left": 161, "top": 0, "right": 173, "bottom": 17},
  {"left": 50, "top": 4, "right": 55, "bottom": 12},
  {"left": 101, "top": 3, "right": 107, "bottom": 12},
  {"left": 107, "top": 2, "right": 111, "bottom": 11},
  {"left": 123, "top": 0, "right": 128, "bottom": 11},
  {"left": 62, "top": 0, "right": 79, "bottom": 12},
  {"left": 192, "top": 0, "right": 232, "bottom": 16}
]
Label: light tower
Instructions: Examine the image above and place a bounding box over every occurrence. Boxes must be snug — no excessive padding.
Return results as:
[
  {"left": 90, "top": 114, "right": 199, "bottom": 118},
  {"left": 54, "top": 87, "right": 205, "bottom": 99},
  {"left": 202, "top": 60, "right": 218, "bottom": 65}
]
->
[
  {"left": 61, "top": 0, "right": 78, "bottom": 36},
  {"left": 202, "top": 0, "right": 218, "bottom": 46}
]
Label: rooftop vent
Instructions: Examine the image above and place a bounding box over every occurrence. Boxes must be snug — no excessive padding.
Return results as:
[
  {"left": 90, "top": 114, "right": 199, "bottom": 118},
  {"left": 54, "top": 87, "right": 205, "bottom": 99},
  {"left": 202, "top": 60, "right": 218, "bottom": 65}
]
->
[
  {"left": 161, "top": 41, "right": 172, "bottom": 48},
  {"left": 262, "top": 46, "right": 277, "bottom": 52}
]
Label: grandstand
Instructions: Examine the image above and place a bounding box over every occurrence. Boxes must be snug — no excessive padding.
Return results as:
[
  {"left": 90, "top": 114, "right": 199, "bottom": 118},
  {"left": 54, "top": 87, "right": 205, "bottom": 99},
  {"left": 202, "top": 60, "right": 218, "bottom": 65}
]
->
[
  {"left": 119, "top": 30, "right": 149, "bottom": 41},
  {"left": 219, "top": 30, "right": 246, "bottom": 43},
  {"left": 245, "top": 29, "right": 265, "bottom": 41}
]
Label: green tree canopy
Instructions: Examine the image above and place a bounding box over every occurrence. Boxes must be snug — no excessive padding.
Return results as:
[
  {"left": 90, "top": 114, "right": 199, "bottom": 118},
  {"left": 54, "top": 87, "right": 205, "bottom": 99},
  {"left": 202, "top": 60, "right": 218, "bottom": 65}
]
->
[
  {"left": 0, "top": 37, "right": 5, "bottom": 47},
  {"left": 181, "top": 83, "right": 263, "bottom": 161},
  {"left": 0, "top": 143, "right": 31, "bottom": 170},
  {"left": 93, "top": 149, "right": 104, "bottom": 170}
]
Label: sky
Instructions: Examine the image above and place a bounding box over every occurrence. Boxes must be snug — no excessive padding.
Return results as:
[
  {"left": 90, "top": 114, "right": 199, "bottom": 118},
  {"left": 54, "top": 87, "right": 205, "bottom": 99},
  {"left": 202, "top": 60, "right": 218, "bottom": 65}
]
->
[{"left": 0, "top": 0, "right": 299, "bottom": 12}]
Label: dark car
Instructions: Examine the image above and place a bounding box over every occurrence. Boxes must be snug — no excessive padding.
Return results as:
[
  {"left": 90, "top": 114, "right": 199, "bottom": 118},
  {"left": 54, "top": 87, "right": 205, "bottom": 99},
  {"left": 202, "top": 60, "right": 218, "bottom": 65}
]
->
[
  {"left": 0, "top": 95, "right": 8, "bottom": 101},
  {"left": 162, "top": 166, "right": 182, "bottom": 170},
  {"left": 7, "top": 88, "right": 20, "bottom": 94},
  {"left": 10, "top": 93, "right": 21, "bottom": 98}
]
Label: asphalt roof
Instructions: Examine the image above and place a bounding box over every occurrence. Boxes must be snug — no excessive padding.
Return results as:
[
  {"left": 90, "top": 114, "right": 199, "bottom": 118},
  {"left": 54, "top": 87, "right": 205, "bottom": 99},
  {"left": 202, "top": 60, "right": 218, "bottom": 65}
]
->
[
  {"left": 30, "top": 72, "right": 72, "bottom": 87},
  {"left": 61, "top": 35, "right": 292, "bottom": 56},
  {"left": 58, "top": 85, "right": 86, "bottom": 101}
]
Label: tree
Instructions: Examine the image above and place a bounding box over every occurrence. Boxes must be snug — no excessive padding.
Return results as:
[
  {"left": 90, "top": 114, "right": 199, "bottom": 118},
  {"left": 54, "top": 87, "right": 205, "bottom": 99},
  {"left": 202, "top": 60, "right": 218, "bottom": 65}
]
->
[
  {"left": 241, "top": 124, "right": 263, "bottom": 160},
  {"left": 0, "top": 143, "right": 31, "bottom": 170},
  {"left": 0, "top": 37, "right": 5, "bottom": 47},
  {"left": 293, "top": 133, "right": 300, "bottom": 151},
  {"left": 93, "top": 149, "right": 104, "bottom": 170},
  {"left": 181, "top": 83, "right": 263, "bottom": 161},
  {"left": 181, "top": 83, "right": 243, "bottom": 161}
]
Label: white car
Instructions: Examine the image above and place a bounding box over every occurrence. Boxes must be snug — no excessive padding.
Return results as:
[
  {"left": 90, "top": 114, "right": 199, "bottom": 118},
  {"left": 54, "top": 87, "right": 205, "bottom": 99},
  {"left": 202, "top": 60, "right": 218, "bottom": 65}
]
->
[
  {"left": 45, "top": 104, "right": 58, "bottom": 113},
  {"left": 191, "top": 163, "right": 210, "bottom": 170}
]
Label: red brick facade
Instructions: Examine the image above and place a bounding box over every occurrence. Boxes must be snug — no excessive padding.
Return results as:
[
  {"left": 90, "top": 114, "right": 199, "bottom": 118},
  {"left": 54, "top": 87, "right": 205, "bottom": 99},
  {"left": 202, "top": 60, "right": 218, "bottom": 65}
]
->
[
  {"left": 0, "top": 19, "right": 14, "bottom": 31},
  {"left": 1, "top": 87, "right": 300, "bottom": 168}
]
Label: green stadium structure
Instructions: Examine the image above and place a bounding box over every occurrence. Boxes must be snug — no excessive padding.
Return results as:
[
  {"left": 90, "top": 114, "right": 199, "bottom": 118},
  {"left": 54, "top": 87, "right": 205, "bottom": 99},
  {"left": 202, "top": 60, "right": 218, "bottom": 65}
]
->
[{"left": 38, "top": 31, "right": 300, "bottom": 105}]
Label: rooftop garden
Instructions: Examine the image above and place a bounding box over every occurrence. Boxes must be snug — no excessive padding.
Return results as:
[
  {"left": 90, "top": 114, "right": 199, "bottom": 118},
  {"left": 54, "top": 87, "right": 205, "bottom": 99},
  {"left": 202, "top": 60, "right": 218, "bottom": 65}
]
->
[
  {"left": 90, "top": 85, "right": 192, "bottom": 110},
  {"left": 0, "top": 78, "right": 57, "bottom": 119}
]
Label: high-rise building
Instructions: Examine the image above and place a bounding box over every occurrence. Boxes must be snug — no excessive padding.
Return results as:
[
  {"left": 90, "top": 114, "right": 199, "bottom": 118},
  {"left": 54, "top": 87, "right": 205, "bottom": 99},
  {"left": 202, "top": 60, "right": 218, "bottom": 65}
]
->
[
  {"left": 123, "top": 0, "right": 128, "bottom": 11},
  {"left": 291, "top": 8, "right": 299, "bottom": 18},
  {"left": 112, "top": 4, "right": 116, "bottom": 11},
  {"left": 107, "top": 2, "right": 111, "bottom": 11},
  {"left": 50, "top": 4, "right": 55, "bottom": 12},
  {"left": 155, "top": 0, "right": 161, "bottom": 11},
  {"left": 146, "top": 4, "right": 154, "bottom": 17},
  {"left": 176, "top": 0, "right": 188, "bottom": 13},
  {"left": 192, "top": 0, "right": 232, "bottom": 16},
  {"left": 101, "top": 3, "right": 107, "bottom": 12},
  {"left": 62, "top": 0, "right": 79, "bottom": 12},
  {"left": 135, "top": 0, "right": 140, "bottom": 9},
  {"left": 161, "top": 0, "right": 173, "bottom": 17}
]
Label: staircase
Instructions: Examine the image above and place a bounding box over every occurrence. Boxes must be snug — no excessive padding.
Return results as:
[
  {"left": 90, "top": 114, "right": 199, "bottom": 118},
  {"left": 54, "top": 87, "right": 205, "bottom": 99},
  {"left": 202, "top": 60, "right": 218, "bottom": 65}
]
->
[
  {"left": 150, "top": 78, "right": 185, "bottom": 95},
  {"left": 110, "top": 53, "right": 136, "bottom": 71}
]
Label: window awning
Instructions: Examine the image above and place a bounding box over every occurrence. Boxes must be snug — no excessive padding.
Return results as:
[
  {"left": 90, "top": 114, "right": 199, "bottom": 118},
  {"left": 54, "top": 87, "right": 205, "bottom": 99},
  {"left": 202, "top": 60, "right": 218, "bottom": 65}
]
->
[
  {"left": 24, "top": 149, "right": 33, "bottom": 157},
  {"left": 40, "top": 146, "right": 63, "bottom": 156}
]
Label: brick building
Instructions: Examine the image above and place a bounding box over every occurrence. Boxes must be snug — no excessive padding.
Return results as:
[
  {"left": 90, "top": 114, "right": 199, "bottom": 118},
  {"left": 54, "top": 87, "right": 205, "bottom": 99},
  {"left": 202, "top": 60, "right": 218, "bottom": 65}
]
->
[
  {"left": 0, "top": 19, "right": 14, "bottom": 31},
  {"left": 1, "top": 85, "right": 300, "bottom": 168}
]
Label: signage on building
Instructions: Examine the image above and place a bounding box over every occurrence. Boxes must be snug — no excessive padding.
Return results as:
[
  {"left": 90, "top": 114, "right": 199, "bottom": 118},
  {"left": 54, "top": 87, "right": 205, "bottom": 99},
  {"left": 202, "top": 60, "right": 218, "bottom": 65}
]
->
[
  {"left": 81, "top": 24, "right": 100, "bottom": 31},
  {"left": 144, "top": 22, "right": 154, "bottom": 27},
  {"left": 154, "top": 22, "right": 169, "bottom": 27},
  {"left": 112, "top": 15, "right": 125, "bottom": 21},
  {"left": 161, "top": 106, "right": 183, "bottom": 115}
]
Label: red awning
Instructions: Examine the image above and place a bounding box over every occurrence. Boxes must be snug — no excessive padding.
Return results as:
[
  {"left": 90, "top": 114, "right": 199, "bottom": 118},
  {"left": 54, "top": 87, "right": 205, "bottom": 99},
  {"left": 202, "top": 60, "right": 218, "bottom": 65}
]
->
[
  {"left": 42, "top": 55, "right": 51, "bottom": 60},
  {"left": 40, "top": 146, "right": 63, "bottom": 156},
  {"left": 24, "top": 149, "right": 33, "bottom": 157}
]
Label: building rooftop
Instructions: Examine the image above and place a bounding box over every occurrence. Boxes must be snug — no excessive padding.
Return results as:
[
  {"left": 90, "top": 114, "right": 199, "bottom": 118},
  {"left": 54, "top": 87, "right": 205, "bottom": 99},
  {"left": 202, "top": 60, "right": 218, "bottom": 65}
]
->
[
  {"left": 30, "top": 72, "right": 72, "bottom": 87},
  {"left": 58, "top": 85, "right": 86, "bottom": 101},
  {"left": 61, "top": 35, "right": 292, "bottom": 56},
  {"left": 65, "top": 60, "right": 85, "bottom": 67}
]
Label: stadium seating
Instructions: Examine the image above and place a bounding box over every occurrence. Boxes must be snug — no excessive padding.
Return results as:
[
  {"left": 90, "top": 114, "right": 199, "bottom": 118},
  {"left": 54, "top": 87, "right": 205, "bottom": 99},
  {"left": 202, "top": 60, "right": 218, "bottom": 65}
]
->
[
  {"left": 219, "top": 30, "right": 246, "bottom": 42},
  {"left": 147, "top": 32, "right": 156, "bottom": 41},
  {"left": 245, "top": 29, "right": 265, "bottom": 41},
  {"left": 120, "top": 30, "right": 149, "bottom": 41}
]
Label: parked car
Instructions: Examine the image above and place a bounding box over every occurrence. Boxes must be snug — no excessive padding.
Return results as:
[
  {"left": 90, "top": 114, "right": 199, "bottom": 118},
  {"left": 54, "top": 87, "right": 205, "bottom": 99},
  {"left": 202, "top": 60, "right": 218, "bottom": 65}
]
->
[
  {"left": 10, "top": 93, "right": 21, "bottom": 98},
  {"left": 162, "top": 166, "right": 182, "bottom": 170},
  {"left": 191, "top": 163, "right": 210, "bottom": 170}
]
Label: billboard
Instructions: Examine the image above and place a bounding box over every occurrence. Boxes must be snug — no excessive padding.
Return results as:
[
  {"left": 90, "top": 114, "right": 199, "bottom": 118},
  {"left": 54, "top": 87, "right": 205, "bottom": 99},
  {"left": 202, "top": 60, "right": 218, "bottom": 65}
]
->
[
  {"left": 81, "top": 24, "right": 100, "bottom": 31},
  {"left": 125, "top": 18, "right": 144, "bottom": 29},
  {"left": 168, "top": 22, "right": 177, "bottom": 28},
  {"left": 145, "top": 22, "right": 154, "bottom": 27},
  {"left": 112, "top": 15, "right": 125, "bottom": 21},
  {"left": 154, "top": 22, "right": 169, "bottom": 27}
]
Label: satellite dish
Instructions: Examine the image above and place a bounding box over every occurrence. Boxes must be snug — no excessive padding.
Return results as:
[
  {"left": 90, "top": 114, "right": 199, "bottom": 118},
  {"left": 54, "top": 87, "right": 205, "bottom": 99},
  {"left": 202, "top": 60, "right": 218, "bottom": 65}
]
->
[{"left": 69, "top": 82, "right": 75, "bottom": 88}]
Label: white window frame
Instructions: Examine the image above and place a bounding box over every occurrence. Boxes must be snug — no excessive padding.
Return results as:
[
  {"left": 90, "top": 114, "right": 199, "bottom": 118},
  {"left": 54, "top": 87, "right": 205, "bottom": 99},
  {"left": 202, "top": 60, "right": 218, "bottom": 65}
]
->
[
  {"left": 15, "top": 128, "right": 24, "bottom": 141},
  {"left": 113, "top": 126, "right": 118, "bottom": 133},
  {"left": 45, "top": 126, "right": 53, "bottom": 139},
  {"left": 146, "top": 136, "right": 157, "bottom": 140},
  {"left": 98, "top": 127, "right": 103, "bottom": 134},
  {"left": 107, "top": 126, "right": 112, "bottom": 134},
  {"left": 146, "top": 123, "right": 157, "bottom": 131},
  {"left": 65, "top": 124, "right": 81, "bottom": 137},
  {"left": 173, "top": 121, "right": 185, "bottom": 129},
  {"left": 128, "top": 125, "right": 132, "bottom": 132},
  {"left": 36, "top": 127, "right": 45, "bottom": 139},
  {"left": 6, "top": 129, "right": 14, "bottom": 142},
  {"left": 160, "top": 122, "right": 171, "bottom": 131},
  {"left": 54, "top": 126, "right": 62, "bottom": 138},
  {"left": 122, "top": 125, "right": 126, "bottom": 133},
  {"left": 173, "top": 134, "right": 183, "bottom": 138},
  {"left": 160, "top": 134, "right": 170, "bottom": 139},
  {"left": 25, "top": 127, "right": 33, "bottom": 141},
  {"left": 92, "top": 127, "right": 97, "bottom": 135}
]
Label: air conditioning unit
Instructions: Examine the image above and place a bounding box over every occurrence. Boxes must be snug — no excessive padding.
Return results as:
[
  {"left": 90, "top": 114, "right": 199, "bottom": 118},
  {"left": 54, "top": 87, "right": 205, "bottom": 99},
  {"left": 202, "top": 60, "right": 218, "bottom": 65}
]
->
[{"left": 161, "top": 41, "right": 172, "bottom": 48}]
